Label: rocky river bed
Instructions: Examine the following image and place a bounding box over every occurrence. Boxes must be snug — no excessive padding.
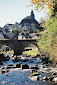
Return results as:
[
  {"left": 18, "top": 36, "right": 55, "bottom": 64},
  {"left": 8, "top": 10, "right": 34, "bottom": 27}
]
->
[{"left": 0, "top": 55, "right": 57, "bottom": 85}]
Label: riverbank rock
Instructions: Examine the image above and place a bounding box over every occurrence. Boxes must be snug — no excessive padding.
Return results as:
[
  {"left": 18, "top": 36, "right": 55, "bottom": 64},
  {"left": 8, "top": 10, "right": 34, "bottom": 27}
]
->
[
  {"left": 22, "top": 54, "right": 27, "bottom": 57},
  {"left": 42, "top": 56, "right": 49, "bottom": 64},
  {"left": 0, "top": 53, "right": 5, "bottom": 62},
  {"left": 5, "top": 55, "right": 10, "bottom": 59},
  {"left": 21, "top": 64, "right": 29, "bottom": 69},
  {"left": 0, "top": 53, "right": 10, "bottom": 62},
  {"left": 0, "top": 62, "right": 3, "bottom": 65},
  {"left": 35, "top": 54, "right": 40, "bottom": 58},
  {"left": 5, "top": 56, "right": 10, "bottom": 61},
  {"left": 26, "top": 55, "right": 30, "bottom": 57}
]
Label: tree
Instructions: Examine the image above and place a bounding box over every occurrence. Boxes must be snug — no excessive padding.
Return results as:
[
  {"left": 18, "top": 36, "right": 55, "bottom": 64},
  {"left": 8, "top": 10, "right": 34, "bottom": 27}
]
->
[
  {"left": 37, "top": 14, "right": 57, "bottom": 63},
  {"left": 29, "top": 0, "right": 57, "bottom": 63},
  {"left": 31, "top": 0, "right": 57, "bottom": 15},
  {"left": 40, "top": 18, "right": 45, "bottom": 27}
]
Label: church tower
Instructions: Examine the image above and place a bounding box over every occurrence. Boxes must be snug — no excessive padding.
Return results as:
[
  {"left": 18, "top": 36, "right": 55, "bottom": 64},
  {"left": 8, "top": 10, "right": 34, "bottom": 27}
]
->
[{"left": 31, "top": 10, "right": 35, "bottom": 19}]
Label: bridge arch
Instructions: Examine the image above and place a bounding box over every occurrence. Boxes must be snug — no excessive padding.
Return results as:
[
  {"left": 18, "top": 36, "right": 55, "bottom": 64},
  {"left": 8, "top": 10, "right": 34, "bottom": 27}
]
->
[
  {"left": 0, "top": 40, "right": 39, "bottom": 55},
  {"left": 22, "top": 43, "right": 39, "bottom": 56},
  {"left": 0, "top": 40, "right": 14, "bottom": 51},
  {"left": 14, "top": 40, "right": 37, "bottom": 55}
]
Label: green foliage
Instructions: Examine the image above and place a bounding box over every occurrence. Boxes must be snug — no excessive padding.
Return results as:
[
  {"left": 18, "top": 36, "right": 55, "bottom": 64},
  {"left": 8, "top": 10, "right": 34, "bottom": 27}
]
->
[
  {"left": 37, "top": 14, "right": 57, "bottom": 59},
  {"left": 52, "top": 1, "right": 57, "bottom": 16},
  {"left": 13, "top": 28, "right": 19, "bottom": 36}
]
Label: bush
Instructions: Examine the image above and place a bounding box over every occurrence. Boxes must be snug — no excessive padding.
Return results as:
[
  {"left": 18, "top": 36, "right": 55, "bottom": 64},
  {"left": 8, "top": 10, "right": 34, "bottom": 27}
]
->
[{"left": 13, "top": 28, "right": 19, "bottom": 36}]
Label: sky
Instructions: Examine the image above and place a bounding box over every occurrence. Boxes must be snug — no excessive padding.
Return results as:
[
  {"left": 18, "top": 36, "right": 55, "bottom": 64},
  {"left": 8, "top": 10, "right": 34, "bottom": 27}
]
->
[{"left": 0, "top": 0, "right": 48, "bottom": 27}]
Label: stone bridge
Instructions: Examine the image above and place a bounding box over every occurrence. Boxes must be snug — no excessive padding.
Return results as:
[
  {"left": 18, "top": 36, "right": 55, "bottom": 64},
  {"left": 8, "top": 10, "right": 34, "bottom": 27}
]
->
[{"left": 0, "top": 40, "right": 37, "bottom": 55}]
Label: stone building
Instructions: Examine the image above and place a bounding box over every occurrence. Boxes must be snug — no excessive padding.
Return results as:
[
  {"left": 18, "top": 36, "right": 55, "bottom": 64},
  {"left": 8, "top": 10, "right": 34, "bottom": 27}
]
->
[
  {"left": 18, "top": 32, "right": 32, "bottom": 40},
  {"left": 1, "top": 10, "right": 43, "bottom": 40},
  {"left": 3, "top": 24, "right": 14, "bottom": 32},
  {"left": 20, "top": 10, "right": 40, "bottom": 33},
  {"left": 22, "top": 26, "right": 28, "bottom": 31},
  {"left": 3, "top": 23, "right": 22, "bottom": 33},
  {"left": 3, "top": 10, "right": 41, "bottom": 34},
  {"left": 6, "top": 33, "right": 15, "bottom": 40}
]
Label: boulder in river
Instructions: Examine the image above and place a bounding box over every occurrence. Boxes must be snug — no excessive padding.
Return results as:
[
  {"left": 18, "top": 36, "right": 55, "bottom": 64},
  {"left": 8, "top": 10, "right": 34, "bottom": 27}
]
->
[
  {"left": 42, "top": 76, "right": 49, "bottom": 81},
  {"left": 53, "top": 77, "right": 57, "bottom": 83},
  {"left": 31, "top": 69, "right": 37, "bottom": 73},
  {"left": 52, "top": 72, "right": 57, "bottom": 75},
  {"left": 21, "top": 64, "right": 29, "bottom": 69},
  {"left": 12, "top": 58, "right": 22, "bottom": 62},
  {"left": 22, "top": 59, "right": 28, "bottom": 62},
  {"left": 31, "top": 66, "right": 39, "bottom": 69},
  {"left": 8, "top": 64, "right": 13, "bottom": 66},
  {"left": 35, "top": 54, "right": 40, "bottom": 57},
  {"left": 16, "top": 63, "right": 21, "bottom": 68},
  {"left": 5, "top": 64, "right": 14, "bottom": 69},
  {"left": 49, "top": 77, "right": 54, "bottom": 81},
  {"left": 31, "top": 66, "right": 39, "bottom": 73},
  {"left": 6, "top": 66, "right": 13, "bottom": 69},
  {"left": 1, "top": 67, "right": 5, "bottom": 69},
  {"left": 4, "top": 74, "right": 8, "bottom": 76},
  {"left": 0, "top": 69, "right": 9, "bottom": 74},
  {"left": 29, "top": 76, "right": 39, "bottom": 81},
  {"left": 31, "top": 72, "right": 40, "bottom": 77}
]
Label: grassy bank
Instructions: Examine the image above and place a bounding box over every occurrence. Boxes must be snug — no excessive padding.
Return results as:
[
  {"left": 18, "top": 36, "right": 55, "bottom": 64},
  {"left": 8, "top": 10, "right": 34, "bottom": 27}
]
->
[
  {"left": 0, "top": 50, "right": 14, "bottom": 55},
  {"left": 23, "top": 50, "right": 39, "bottom": 56}
]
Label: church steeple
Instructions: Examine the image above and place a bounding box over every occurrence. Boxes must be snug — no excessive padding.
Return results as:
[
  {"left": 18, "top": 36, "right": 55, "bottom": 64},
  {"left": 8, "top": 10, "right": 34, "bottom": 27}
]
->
[{"left": 31, "top": 10, "right": 35, "bottom": 19}]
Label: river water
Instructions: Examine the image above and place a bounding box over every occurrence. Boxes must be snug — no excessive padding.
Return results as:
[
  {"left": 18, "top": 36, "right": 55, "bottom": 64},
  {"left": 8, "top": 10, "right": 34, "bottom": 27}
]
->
[{"left": 0, "top": 55, "right": 57, "bottom": 85}]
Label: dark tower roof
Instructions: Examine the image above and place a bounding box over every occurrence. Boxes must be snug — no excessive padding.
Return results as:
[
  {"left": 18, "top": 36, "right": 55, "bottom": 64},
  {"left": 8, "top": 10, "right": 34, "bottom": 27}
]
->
[
  {"left": 20, "top": 10, "right": 40, "bottom": 28},
  {"left": 31, "top": 10, "right": 35, "bottom": 19}
]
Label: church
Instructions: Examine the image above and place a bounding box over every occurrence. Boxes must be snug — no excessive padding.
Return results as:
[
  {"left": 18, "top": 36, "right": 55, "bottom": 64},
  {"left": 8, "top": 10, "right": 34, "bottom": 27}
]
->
[{"left": 20, "top": 10, "right": 41, "bottom": 33}]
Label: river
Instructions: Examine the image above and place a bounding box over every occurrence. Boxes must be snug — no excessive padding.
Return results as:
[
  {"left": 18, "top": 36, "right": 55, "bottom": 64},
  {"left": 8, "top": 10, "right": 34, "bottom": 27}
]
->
[{"left": 0, "top": 55, "right": 57, "bottom": 85}]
